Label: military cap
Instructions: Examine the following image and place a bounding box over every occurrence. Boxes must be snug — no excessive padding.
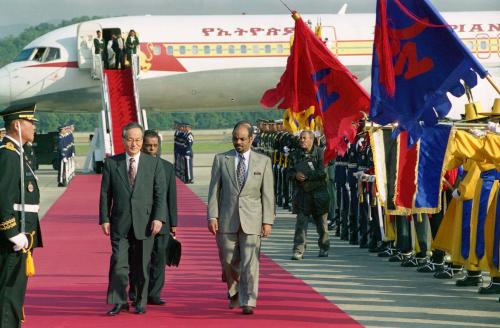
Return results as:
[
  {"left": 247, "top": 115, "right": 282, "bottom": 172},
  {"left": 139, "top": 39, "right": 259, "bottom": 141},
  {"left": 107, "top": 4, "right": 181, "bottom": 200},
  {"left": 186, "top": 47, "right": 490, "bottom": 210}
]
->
[{"left": 1, "top": 102, "right": 38, "bottom": 124}]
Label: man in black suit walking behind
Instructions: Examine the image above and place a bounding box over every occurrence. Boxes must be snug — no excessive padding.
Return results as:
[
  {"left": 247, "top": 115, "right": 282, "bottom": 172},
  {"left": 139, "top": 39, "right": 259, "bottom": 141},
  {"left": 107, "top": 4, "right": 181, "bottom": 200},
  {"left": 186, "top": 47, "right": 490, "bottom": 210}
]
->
[
  {"left": 136, "top": 130, "right": 177, "bottom": 305},
  {"left": 100, "top": 122, "right": 167, "bottom": 315}
]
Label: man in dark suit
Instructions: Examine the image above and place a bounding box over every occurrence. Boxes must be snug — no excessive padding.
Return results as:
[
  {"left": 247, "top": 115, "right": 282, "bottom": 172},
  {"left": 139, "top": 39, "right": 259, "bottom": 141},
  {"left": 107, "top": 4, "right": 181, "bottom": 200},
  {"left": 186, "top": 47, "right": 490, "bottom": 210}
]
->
[
  {"left": 135, "top": 130, "right": 177, "bottom": 306},
  {"left": 99, "top": 122, "right": 167, "bottom": 315}
]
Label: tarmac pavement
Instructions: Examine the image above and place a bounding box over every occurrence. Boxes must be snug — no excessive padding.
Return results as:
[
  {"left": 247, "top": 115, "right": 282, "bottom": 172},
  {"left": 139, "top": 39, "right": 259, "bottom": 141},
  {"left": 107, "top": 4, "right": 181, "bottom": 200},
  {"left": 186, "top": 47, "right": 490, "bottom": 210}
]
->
[{"left": 38, "top": 154, "right": 500, "bottom": 328}]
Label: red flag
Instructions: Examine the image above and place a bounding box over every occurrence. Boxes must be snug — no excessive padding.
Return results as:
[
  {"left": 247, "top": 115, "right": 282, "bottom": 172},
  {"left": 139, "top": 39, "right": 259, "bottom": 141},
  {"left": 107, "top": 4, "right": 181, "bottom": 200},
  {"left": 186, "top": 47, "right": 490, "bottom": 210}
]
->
[{"left": 260, "top": 12, "right": 370, "bottom": 160}]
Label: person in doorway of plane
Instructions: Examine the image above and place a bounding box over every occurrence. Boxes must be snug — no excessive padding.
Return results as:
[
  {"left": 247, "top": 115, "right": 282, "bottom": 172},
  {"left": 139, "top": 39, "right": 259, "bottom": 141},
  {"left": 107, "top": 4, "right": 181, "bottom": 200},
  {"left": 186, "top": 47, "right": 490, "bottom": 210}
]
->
[
  {"left": 111, "top": 33, "right": 124, "bottom": 70},
  {"left": 106, "top": 35, "right": 116, "bottom": 69},
  {"left": 207, "top": 121, "right": 275, "bottom": 315},
  {"left": 93, "top": 30, "right": 104, "bottom": 55},
  {"left": 125, "top": 29, "right": 140, "bottom": 68}
]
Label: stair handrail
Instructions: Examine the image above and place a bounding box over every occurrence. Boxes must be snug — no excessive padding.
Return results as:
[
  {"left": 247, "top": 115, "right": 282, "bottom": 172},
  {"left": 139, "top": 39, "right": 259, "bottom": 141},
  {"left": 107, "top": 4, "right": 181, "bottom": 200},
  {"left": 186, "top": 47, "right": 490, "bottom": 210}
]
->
[
  {"left": 131, "top": 54, "right": 144, "bottom": 128},
  {"left": 100, "top": 67, "right": 114, "bottom": 156}
]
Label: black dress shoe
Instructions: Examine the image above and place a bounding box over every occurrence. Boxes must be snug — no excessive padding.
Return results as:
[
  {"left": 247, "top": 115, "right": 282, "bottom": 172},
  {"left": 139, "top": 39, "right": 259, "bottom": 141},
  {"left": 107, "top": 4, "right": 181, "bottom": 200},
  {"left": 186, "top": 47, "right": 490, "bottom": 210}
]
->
[
  {"left": 478, "top": 282, "right": 500, "bottom": 294},
  {"left": 242, "top": 306, "right": 254, "bottom": 315},
  {"left": 228, "top": 293, "right": 239, "bottom": 309},
  {"left": 134, "top": 305, "right": 146, "bottom": 314},
  {"left": 148, "top": 297, "right": 166, "bottom": 305},
  {"left": 456, "top": 273, "right": 482, "bottom": 286},
  {"left": 107, "top": 303, "right": 129, "bottom": 316}
]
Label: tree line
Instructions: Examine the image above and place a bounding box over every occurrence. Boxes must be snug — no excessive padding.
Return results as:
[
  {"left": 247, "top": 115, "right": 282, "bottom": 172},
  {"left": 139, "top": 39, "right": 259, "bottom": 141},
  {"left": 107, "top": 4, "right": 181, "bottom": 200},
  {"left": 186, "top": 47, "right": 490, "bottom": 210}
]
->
[{"left": 0, "top": 17, "right": 281, "bottom": 131}]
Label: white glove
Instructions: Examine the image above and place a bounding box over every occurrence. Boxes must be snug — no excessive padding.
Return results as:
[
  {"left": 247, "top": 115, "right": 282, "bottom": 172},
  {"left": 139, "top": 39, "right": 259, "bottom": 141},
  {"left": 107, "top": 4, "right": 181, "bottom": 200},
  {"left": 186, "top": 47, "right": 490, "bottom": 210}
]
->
[
  {"left": 353, "top": 171, "right": 363, "bottom": 178},
  {"left": 368, "top": 175, "right": 376, "bottom": 183},
  {"left": 488, "top": 121, "right": 499, "bottom": 133},
  {"left": 9, "top": 233, "right": 29, "bottom": 252},
  {"left": 452, "top": 189, "right": 460, "bottom": 199}
]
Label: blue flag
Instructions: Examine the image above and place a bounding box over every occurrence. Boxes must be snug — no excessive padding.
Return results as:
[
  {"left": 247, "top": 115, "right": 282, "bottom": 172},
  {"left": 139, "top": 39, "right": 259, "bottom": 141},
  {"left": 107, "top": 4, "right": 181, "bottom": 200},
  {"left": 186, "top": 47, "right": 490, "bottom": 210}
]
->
[{"left": 370, "top": 0, "right": 488, "bottom": 144}]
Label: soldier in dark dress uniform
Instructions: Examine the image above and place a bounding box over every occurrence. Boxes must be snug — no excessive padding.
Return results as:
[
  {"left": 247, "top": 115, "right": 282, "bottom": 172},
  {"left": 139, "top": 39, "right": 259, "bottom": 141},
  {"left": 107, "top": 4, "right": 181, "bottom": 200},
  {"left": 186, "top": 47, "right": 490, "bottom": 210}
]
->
[
  {"left": 183, "top": 124, "right": 194, "bottom": 184},
  {"left": 334, "top": 144, "right": 349, "bottom": 240},
  {"left": 0, "top": 103, "right": 43, "bottom": 328}
]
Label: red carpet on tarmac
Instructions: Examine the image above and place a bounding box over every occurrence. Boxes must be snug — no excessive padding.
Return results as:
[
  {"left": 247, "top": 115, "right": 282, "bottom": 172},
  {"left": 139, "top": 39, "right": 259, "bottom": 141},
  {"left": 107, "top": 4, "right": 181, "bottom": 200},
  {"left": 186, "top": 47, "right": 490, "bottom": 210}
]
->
[{"left": 24, "top": 175, "right": 360, "bottom": 328}]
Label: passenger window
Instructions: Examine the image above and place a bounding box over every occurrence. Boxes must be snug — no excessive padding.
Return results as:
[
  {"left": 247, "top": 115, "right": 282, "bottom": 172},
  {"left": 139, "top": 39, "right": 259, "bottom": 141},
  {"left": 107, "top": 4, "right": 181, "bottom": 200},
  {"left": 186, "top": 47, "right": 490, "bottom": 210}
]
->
[
  {"left": 179, "top": 46, "right": 186, "bottom": 55},
  {"left": 14, "top": 48, "right": 35, "bottom": 62},
  {"left": 32, "top": 48, "right": 47, "bottom": 61},
  {"left": 265, "top": 45, "right": 271, "bottom": 53},
  {"left": 240, "top": 45, "right": 247, "bottom": 54},
  {"left": 276, "top": 44, "right": 283, "bottom": 53},
  {"left": 167, "top": 46, "right": 174, "bottom": 55},
  {"left": 252, "top": 45, "right": 259, "bottom": 53},
  {"left": 216, "top": 45, "right": 223, "bottom": 54},
  {"left": 192, "top": 45, "right": 198, "bottom": 55},
  {"left": 204, "top": 45, "right": 210, "bottom": 54},
  {"left": 153, "top": 45, "right": 161, "bottom": 55},
  {"left": 228, "top": 45, "right": 235, "bottom": 54},
  {"left": 45, "top": 48, "right": 60, "bottom": 62}
]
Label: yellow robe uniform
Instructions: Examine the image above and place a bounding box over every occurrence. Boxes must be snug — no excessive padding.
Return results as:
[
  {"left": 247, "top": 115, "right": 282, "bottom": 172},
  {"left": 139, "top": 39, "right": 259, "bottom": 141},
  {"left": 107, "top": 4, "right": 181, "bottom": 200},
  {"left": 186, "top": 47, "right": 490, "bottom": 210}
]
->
[
  {"left": 432, "top": 159, "right": 481, "bottom": 270},
  {"left": 445, "top": 130, "right": 499, "bottom": 274}
]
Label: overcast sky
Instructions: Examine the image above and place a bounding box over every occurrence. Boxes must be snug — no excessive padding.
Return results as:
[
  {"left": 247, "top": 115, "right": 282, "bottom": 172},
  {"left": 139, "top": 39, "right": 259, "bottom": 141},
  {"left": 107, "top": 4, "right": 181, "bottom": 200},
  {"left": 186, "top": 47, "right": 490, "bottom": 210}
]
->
[{"left": 1, "top": 0, "right": 499, "bottom": 27}]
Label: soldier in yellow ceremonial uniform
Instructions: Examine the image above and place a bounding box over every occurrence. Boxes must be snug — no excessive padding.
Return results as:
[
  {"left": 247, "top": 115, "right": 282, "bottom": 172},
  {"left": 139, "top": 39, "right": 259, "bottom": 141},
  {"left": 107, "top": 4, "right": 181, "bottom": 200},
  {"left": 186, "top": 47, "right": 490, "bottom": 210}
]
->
[
  {"left": 443, "top": 128, "right": 499, "bottom": 293},
  {"left": 0, "top": 103, "right": 43, "bottom": 328}
]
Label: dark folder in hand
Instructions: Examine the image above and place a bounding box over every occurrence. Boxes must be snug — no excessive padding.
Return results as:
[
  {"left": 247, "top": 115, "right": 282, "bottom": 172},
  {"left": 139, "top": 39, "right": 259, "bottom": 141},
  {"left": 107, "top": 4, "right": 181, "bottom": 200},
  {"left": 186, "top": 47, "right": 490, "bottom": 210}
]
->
[{"left": 166, "top": 236, "right": 181, "bottom": 267}]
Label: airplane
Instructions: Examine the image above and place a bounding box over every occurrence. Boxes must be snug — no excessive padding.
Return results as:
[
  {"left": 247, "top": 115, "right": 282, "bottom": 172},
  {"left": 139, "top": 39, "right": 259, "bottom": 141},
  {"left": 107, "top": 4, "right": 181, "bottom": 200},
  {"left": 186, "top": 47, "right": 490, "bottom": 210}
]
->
[{"left": 0, "top": 11, "right": 499, "bottom": 119}]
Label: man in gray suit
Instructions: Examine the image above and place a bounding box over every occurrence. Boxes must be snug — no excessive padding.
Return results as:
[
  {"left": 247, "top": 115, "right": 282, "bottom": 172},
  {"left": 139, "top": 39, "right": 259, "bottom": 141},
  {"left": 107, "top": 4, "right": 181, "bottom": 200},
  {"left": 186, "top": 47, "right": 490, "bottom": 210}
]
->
[
  {"left": 208, "top": 121, "right": 275, "bottom": 315},
  {"left": 100, "top": 122, "right": 167, "bottom": 315}
]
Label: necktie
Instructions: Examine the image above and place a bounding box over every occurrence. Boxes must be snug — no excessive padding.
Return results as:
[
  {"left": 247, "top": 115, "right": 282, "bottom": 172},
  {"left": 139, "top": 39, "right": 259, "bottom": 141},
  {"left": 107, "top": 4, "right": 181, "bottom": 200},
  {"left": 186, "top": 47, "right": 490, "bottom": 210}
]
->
[
  {"left": 128, "top": 157, "right": 136, "bottom": 187},
  {"left": 236, "top": 154, "right": 246, "bottom": 191}
]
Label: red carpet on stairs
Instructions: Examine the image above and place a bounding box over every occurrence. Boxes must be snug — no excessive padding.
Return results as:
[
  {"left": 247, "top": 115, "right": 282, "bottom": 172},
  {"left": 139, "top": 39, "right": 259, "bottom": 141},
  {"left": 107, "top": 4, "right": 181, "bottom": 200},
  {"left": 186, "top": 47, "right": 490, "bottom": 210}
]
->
[
  {"left": 24, "top": 175, "right": 361, "bottom": 327},
  {"left": 105, "top": 68, "right": 138, "bottom": 155}
]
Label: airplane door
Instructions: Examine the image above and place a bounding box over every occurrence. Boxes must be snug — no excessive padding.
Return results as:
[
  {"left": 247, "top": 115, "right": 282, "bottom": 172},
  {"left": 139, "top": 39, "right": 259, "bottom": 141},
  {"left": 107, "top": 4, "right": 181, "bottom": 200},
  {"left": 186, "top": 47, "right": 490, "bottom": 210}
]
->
[
  {"left": 321, "top": 26, "right": 338, "bottom": 55},
  {"left": 77, "top": 22, "right": 102, "bottom": 69}
]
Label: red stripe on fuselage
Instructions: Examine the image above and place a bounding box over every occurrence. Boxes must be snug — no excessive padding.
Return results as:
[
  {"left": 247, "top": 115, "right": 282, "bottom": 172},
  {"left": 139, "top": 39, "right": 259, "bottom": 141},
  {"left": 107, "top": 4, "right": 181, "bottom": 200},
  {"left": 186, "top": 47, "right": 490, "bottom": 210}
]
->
[{"left": 27, "top": 61, "right": 79, "bottom": 68}]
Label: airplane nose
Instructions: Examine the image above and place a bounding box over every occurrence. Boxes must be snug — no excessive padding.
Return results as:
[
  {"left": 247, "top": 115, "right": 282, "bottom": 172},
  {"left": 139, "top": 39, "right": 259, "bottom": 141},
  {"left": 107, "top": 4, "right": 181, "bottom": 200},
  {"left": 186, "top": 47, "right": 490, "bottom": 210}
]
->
[{"left": 0, "top": 67, "right": 11, "bottom": 107}]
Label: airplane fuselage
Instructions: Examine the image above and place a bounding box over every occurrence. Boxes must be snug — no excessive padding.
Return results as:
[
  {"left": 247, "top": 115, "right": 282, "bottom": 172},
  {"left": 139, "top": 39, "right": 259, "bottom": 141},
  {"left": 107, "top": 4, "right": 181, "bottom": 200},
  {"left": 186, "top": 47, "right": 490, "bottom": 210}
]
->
[{"left": 0, "top": 13, "right": 498, "bottom": 115}]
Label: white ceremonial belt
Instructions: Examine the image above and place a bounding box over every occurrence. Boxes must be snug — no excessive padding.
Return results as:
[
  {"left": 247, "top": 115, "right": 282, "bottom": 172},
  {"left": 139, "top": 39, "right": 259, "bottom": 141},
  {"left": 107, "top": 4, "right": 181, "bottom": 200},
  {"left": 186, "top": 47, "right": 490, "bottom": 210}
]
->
[
  {"left": 347, "top": 164, "right": 357, "bottom": 168},
  {"left": 13, "top": 204, "right": 40, "bottom": 213}
]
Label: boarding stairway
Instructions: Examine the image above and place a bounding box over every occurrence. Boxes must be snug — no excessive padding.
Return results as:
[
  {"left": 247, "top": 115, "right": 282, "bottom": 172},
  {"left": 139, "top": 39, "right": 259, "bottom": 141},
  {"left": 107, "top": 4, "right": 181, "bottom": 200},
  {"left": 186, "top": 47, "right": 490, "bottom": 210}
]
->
[{"left": 83, "top": 54, "right": 148, "bottom": 172}]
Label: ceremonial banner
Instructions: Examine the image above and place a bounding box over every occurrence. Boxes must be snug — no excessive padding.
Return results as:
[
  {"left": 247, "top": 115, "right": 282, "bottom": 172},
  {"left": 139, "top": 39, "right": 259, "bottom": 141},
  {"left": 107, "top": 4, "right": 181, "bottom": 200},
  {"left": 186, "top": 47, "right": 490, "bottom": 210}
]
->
[
  {"left": 393, "top": 124, "right": 453, "bottom": 214},
  {"left": 261, "top": 12, "right": 370, "bottom": 160},
  {"left": 414, "top": 124, "right": 453, "bottom": 210},
  {"left": 395, "top": 131, "right": 418, "bottom": 210},
  {"left": 371, "top": 125, "right": 452, "bottom": 214},
  {"left": 370, "top": 0, "right": 488, "bottom": 144}
]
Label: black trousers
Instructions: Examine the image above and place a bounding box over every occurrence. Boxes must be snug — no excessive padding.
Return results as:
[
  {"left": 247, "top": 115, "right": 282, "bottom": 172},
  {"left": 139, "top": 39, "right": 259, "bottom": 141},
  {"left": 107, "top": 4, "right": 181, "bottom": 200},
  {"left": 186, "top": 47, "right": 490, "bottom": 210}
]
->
[
  {"left": 108, "top": 230, "right": 154, "bottom": 307},
  {"left": 0, "top": 249, "right": 28, "bottom": 328},
  {"left": 395, "top": 216, "right": 412, "bottom": 253},
  {"left": 148, "top": 233, "right": 169, "bottom": 299},
  {"left": 348, "top": 181, "right": 359, "bottom": 241},
  {"left": 335, "top": 182, "right": 349, "bottom": 238}
]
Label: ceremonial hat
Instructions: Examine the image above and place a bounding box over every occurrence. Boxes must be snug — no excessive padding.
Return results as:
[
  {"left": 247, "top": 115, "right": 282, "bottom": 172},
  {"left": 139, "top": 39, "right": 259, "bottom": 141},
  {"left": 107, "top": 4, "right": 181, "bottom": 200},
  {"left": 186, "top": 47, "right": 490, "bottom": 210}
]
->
[
  {"left": 478, "top": 98, "right": 500, "bottom": 117},
  {"left": 1, "top": 102, "right": 38, "bottom": 124},
  {"left": 463, "top": 102, "right": 487, "bottom": 122}
]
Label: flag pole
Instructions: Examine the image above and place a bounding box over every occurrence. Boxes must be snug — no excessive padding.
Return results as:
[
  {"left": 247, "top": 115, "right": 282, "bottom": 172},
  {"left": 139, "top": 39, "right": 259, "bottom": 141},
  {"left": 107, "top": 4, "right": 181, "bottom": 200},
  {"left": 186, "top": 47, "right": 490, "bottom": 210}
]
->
[
  {"left": 279, "top": 0, "right": 293, "bottom": 13},
  {"left": 486, "top": 74, "right": 500, "bottom": 95}
]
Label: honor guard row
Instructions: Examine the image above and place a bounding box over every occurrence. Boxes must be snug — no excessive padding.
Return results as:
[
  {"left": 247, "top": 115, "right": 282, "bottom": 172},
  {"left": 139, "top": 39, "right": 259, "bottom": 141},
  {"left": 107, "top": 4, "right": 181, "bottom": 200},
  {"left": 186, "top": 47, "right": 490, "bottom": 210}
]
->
[
  {"left": 0, "top": 102, "right": 43, "bottom": 327},
  {"left": 56, "top": 122, "right": 76, "bottom": 187},
  {"left": 173, "top": 122, "right": 194, "bottom": 184}
]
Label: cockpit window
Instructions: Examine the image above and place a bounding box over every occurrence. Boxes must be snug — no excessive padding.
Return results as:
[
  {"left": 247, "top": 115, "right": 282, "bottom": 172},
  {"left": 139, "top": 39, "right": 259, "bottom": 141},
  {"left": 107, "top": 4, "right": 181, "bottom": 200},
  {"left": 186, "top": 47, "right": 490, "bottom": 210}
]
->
[
  {"left": 45, "top": 48, "right": 60, "bottom": 62},
  {"left": 14, "top": 48, "right": 35, "bottom": 62},
  {"left": 32, "top": 48, "right": 46, "bottom": 61},
  {"left": 13, "top": 47, "right": 61, "bottom": 63}
]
